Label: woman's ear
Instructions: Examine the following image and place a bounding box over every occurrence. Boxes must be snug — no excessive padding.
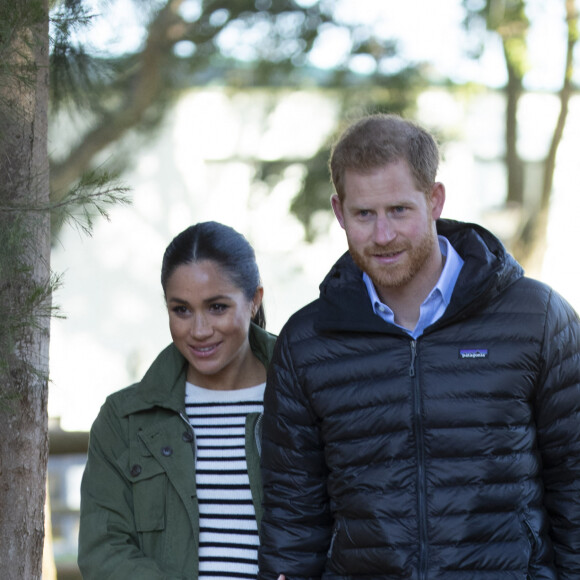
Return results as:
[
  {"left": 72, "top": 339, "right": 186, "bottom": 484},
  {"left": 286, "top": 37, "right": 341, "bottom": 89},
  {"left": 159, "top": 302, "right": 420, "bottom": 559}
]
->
[{"left": 251, "top": 286, "right": 264, "bottom": 317}]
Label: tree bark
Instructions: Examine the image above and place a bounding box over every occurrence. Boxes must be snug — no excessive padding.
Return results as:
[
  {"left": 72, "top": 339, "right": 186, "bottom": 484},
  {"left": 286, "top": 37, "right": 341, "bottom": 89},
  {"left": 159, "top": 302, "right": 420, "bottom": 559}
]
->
[{"left": 0, "top": 1, "right": 51, "bottom": 578}]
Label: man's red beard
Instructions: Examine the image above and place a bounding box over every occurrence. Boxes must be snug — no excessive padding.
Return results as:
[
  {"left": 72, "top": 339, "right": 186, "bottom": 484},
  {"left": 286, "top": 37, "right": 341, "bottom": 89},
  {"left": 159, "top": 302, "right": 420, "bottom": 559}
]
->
[{"left": 349, "top": 228, "right": 437, "bottom": 293}]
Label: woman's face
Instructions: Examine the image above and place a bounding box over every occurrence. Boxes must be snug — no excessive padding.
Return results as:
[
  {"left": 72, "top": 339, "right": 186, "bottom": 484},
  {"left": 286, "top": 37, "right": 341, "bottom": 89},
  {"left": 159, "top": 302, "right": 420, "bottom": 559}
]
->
[{"left": 165, "top": 260, "right": 262, "bottom": 389}]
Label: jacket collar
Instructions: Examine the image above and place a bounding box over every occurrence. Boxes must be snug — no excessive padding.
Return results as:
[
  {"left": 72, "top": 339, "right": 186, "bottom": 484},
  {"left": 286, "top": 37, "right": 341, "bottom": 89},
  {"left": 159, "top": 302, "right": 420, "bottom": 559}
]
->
[
  {"left": 316, "top": 219, "right": 523, "bottom": 335},
  {"left": 116, "top": 323, "right": 277, "bottom": 417},
  {"left": 437, "top": 219, "right": 523, "bottom": 318}
]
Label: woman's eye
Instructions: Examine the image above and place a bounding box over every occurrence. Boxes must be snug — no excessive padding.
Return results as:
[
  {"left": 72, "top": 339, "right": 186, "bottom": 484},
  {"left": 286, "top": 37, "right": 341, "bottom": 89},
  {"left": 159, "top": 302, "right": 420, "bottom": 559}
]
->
[
  {"left": 171, "top": 305, "right": 189, "bottom": 315},
  {"left": 210, "top": 303, "right": 228, "bottom": 313}
]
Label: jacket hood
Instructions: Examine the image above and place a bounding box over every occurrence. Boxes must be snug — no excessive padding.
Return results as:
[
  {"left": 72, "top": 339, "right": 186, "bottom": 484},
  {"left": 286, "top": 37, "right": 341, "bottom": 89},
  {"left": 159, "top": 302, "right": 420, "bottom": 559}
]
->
[
  {"left": 316, "top": 219, "right": 524, "bottom": 334},
  {"left": 116, "top": 323, "right": 277, "bottom": 417}
]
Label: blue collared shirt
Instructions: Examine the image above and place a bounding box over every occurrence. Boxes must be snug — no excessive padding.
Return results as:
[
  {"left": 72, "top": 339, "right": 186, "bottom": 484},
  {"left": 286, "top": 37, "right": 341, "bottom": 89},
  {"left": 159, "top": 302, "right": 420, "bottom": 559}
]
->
[{"left": 363, "top": 236, "right": 464, "bottom": 338}]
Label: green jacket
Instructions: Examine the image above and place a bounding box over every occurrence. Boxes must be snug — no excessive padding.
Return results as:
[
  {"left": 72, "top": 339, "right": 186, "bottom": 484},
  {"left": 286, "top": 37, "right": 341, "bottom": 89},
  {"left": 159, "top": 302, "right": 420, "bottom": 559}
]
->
[{"left": 78, "top": 324, "right": 277, "bottom": 580}]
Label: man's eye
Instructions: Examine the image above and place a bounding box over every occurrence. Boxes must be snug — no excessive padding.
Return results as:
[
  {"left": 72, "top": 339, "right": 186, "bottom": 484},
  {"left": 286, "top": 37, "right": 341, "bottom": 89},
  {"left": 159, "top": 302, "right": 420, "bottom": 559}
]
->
[{"left": 358, "top": 210, "right": 371, "bottom": 218}]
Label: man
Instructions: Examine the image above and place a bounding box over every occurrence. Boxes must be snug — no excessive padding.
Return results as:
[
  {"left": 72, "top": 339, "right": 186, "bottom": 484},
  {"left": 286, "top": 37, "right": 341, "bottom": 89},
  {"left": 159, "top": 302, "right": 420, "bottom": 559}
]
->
[{"left": 258, "top": 114, "right": 580, "bottom": 579}]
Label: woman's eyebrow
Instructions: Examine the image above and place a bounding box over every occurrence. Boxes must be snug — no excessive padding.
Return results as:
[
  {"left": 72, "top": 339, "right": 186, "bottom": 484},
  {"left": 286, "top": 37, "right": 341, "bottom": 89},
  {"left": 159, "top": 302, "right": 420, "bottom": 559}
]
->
[{"left": 167, "top": 294, "right": 232, "bottom": 304}]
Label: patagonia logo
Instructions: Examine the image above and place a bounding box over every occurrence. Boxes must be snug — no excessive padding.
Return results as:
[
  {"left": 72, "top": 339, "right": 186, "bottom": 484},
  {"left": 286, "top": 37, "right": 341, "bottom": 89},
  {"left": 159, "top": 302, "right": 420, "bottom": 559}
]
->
[{"left": 459, "top": 348, "right": 489, "bottom": 359}]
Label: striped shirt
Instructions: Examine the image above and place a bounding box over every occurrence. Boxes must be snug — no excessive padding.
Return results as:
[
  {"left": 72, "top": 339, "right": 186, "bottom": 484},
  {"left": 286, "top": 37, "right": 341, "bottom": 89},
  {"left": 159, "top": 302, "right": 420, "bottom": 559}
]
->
[{"left": 185, "top": 382, "right": 265, "bottom": 580}]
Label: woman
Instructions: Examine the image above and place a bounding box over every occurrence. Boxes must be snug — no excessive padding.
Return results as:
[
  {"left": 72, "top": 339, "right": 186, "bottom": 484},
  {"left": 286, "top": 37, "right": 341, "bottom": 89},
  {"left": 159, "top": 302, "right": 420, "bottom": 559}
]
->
[{"left": 78, "top": 221, "right": 277, "bottom": 580}]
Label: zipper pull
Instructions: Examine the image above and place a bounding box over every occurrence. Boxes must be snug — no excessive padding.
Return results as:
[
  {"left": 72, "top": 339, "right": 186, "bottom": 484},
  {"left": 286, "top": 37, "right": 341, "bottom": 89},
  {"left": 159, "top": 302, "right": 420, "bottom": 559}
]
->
[{"left": 409, "top": 340, "right": 417, "bottom": 377}]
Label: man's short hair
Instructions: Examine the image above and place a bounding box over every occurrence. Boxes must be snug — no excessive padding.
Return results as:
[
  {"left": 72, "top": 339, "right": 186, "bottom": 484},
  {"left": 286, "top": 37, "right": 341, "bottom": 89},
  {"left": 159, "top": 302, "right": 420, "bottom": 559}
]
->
[{"left": 329, "top": 113, "right": 440, "bottom": 200}]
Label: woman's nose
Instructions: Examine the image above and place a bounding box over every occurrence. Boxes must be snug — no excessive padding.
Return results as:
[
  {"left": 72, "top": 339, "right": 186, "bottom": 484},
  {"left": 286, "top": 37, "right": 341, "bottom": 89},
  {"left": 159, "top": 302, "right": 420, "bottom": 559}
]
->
[{"left": 190, "top": 314, "right": 213, "bottom": 338}]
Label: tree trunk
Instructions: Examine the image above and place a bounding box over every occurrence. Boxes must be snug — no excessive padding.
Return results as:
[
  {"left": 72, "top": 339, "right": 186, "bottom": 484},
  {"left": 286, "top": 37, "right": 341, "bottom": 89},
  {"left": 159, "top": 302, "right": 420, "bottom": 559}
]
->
[
  {"left": 511, "top": 0, "right": 577, "bottom": 272},
  {"left": 0, "top": 1, "right": 51, "bottom": 578},
  {"left": 503, "top": 57, "right": 524, "bottom": 206}
]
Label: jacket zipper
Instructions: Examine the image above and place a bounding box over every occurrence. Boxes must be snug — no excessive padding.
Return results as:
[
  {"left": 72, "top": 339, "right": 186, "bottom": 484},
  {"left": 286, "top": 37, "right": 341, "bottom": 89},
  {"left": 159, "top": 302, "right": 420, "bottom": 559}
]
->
[
  {"left": 410, "top": 340, "right": 428, "bottom": 579},
  {"left": 409, "top": 340, "right": 417, "bottom": 377}
]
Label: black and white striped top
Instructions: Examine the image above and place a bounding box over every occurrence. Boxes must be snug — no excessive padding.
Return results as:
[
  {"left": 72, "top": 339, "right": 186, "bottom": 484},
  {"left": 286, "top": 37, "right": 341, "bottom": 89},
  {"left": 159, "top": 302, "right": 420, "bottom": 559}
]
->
[{"left": 185, "top": 382, "right": 265, "bottom": 580}]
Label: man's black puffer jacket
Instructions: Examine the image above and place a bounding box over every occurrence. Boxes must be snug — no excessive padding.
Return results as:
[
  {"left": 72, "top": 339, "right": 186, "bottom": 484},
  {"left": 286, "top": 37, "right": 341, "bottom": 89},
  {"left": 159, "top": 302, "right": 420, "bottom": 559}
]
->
[{"left": 258, "top": 219, "right": 580, "bottom": 580}]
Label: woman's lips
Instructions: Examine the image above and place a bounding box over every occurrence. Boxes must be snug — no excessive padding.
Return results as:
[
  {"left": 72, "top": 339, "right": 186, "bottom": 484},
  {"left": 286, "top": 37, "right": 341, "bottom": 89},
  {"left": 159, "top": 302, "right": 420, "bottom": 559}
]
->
[{"left": 189, "top": 342, "right": 220, "bottom": 358}]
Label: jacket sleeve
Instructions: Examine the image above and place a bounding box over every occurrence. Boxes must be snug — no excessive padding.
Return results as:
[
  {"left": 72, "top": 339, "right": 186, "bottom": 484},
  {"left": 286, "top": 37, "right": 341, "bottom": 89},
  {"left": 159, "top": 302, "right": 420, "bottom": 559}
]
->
[
  {"left": 536, "top": 289, "right": 580, "bottom": 578},
  {"left": 78, "top": 401, "right": 183, "bottom": 580},
  {"left": 258, "top": 330, "right": 333, "bottom": 580}
]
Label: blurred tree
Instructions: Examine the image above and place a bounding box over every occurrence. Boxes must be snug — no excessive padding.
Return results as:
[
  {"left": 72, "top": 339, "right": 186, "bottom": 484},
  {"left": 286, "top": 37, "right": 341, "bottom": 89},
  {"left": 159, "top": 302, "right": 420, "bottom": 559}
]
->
[
  {"left": 463, "top": 0, "right": 578, "bottom": 271},
  {"left": 50, "top": 0, "right": 578, "bottom": 267},
  {"left": 48, "top": 0, "right": 425, "bottom": 239},
  {"left": 286, "top": 84, "right": 424, "bottom": 241}
]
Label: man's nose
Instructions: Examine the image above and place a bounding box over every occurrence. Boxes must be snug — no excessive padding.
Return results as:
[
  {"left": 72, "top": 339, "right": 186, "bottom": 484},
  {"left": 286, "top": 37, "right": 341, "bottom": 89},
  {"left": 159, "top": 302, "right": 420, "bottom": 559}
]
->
[{"left": 373, "top": 216, "right": 396, "bottom": 245}]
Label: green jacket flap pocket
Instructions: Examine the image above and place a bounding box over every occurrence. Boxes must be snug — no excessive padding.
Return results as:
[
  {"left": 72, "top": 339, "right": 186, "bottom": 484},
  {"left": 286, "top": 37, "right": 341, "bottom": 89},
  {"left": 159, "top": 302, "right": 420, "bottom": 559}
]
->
[{"left": 117, "top": 451, "right": 167, "bottom": 532}]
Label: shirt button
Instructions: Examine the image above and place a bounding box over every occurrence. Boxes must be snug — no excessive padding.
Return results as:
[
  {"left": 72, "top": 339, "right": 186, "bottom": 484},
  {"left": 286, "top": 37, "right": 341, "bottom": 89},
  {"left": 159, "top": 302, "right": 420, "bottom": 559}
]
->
[
  {"left": 182, "top": 431, "right": 194, "bottom": 443},
  {"left": 130, "top": 464, "right": 142, "bottom": 477},
  {"left": 161, "top": 446, "right": 173, "bottom": 457}
]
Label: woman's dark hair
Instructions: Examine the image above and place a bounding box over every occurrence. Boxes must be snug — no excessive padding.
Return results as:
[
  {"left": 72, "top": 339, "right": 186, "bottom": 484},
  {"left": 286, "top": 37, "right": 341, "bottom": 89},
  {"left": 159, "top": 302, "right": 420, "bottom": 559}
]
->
[{"left": 161, "top": 221, "right": 266, "bottom": 328}]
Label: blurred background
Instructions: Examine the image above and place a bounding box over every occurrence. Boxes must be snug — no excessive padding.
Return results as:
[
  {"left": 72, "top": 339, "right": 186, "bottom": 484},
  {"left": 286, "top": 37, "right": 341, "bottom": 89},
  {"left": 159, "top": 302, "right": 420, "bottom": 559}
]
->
[{"left": 45, "top": 0, "right": 580, "bottom": 576}]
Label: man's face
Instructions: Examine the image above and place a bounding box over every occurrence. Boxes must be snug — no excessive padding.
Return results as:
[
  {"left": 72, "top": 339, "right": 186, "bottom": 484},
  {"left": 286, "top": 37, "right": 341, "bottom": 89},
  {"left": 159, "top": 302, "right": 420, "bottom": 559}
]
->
[{"left": 331, "top": 160, "right": 445, "bottom": 303}]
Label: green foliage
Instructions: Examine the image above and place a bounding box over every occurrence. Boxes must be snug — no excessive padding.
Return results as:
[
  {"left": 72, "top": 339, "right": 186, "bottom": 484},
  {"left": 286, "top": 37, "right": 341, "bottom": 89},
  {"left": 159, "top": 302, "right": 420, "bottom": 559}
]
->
[
  {"left": 49, "top": 0, "right": 112, "bottom": 112},
  {"left": 51, "top": 168, "right": 131, "bottom": 235}
]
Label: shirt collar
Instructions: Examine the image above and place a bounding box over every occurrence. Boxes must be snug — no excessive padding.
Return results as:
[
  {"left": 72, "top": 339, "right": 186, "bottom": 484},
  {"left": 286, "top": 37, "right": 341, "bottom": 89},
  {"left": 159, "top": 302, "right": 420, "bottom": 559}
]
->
[{"left": 434, "top": 235, "right": 462, "bottom": 307}]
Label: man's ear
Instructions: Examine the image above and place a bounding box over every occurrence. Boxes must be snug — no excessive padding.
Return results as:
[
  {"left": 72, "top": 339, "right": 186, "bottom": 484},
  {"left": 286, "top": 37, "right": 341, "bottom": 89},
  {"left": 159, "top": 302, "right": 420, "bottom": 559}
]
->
[
  {"left": 429, "top": 182, "right": 446, "bottom": 220},
  {"left": 331, "top": 194, "right": 346, "bottom": 230}
]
